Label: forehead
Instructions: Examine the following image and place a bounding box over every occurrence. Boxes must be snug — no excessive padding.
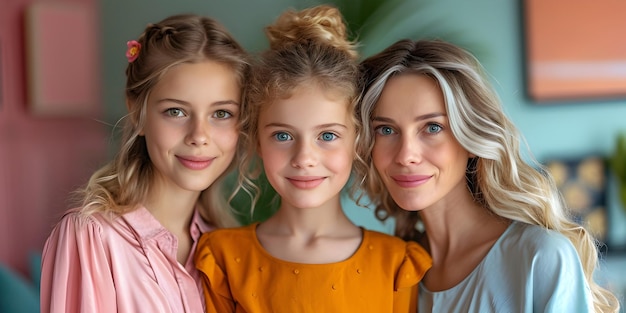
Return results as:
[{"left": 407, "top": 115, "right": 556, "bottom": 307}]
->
[
  {"left": 151, "top": 60, "right": 240, "bottom": 97},
  {"left": 261, "top": 83, "right": 352, "bottom": 124},
  {"left": 375, "top": 73, "right": 445, "bottom": 116}
]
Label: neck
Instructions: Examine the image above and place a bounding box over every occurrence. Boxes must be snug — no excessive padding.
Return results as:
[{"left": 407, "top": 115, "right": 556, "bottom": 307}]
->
[
  {"left": 263, "top": 196, "right": 354, "bottom": 237},
  {"left": 418, "top": 184, "right": 501, "bottom": 258},
  {"left": 144, "top": 181, "right": 200, "bottom": 235}
]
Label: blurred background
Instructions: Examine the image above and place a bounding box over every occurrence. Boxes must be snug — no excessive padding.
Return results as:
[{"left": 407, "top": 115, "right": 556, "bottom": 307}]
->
[{"left": 1, "top": 0, "right": 625, "bottom": 310}]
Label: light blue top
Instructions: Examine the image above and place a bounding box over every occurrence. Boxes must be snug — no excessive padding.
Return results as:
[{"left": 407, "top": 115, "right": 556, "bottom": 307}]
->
[{"left": 419, "top": 221, "right": 593, "bottom": 313}]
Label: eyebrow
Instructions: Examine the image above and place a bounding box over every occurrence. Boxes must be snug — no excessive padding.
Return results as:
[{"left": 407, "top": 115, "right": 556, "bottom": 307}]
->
[
  {"left": 156, "top": 98, "right": 240, "bottom": 106},
  {"left": 372, "top": 112, "right": 446, "bottom": 123},
  {"left": 264, "top": 122, "right": 348, "bottom": 130}
]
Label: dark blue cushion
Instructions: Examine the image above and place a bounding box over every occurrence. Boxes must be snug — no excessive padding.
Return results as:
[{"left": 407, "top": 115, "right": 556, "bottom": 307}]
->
[
  {"left": 0, "top": 263, "right": 39, "bottom": 313},
  {"left": 29, "top": 253, "right": 42, "bottom": 293}
]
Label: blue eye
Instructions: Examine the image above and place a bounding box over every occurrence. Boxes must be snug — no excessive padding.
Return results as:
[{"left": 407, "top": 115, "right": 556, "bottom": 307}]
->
[
  {"left": 320, "top": 132, "right": 337, "bottom": 142},
  {"left": 375, "top": 126, "right": 395, "bottom": 136},
  {"left": 274, "top": 132, "right": 292, "bottom": 142},
  {"left": 426, "top": 124, "right": 443, "bottom": 134}
]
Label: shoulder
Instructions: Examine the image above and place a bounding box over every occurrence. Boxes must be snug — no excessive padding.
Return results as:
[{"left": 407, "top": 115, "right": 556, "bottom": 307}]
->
[
  {"left": 42, "top": 209, "right": 116, "bottom": 262},
  {"left": 201, "top": 223, "right": 255, "bottom": 239},
  {"left": 363, "top": 229, "right": 429, "bottom": 256},
  {"left": 198, "top": 223, "right": 257, "bottom": 251},
  {"left": 497, "top": 223, "right": 592, "bottom": 311},
  {"left": 195, "top": 224, "right": 258, "bottom": 270},
  {"left": 52, "top": 208, "right": 108, "bottom": 235},
  {"left": 501, "top": 222, "right": 578, "bottom": 258},
  {"left": 363, "top": 229, "right": 407, "bottom": 249},
  {"left": 362, "top": 230, "right": 432, "bottom": 290},
  {"left": 364, "top": 229, "right": 430, "bottom": 257},
  {"left": 361, "top": 229, "right": 432, "bottom": 287},
  {"left": 363, "top": 229, "right": 412, "bottom": 259},
  {"left": 492, "top": 222, "right": 583, "bottom": 279},
  {"left": 47, "top": 208, "right": 142, "bottom": 250}
]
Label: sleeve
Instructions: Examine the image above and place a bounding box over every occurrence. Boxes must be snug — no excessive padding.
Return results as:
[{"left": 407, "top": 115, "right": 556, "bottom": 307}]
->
[
  {"left": 195, "top": 233, "right": 235, "bottom": 313},
  {"left": 40, "top": 212, "right": 117, "bottom": 313},
  {"left": 393, "top": 241, "right": 433, "bottom": 313},
  {"left": 529, "top": 234, "right": 594, "bottom": 313}
]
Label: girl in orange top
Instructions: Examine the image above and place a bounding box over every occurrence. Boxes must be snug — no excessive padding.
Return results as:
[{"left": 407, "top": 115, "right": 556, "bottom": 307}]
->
[{"left": 194, "top": 4, "right": 431, "bottom": 313}]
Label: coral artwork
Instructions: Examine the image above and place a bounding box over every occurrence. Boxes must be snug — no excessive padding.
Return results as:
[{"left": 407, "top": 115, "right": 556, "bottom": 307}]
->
[{"left": 25, "top": 2, "right": 99, "bottom": 117}]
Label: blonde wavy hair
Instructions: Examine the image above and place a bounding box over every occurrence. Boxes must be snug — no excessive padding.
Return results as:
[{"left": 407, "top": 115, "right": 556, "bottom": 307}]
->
[
  {"left": 235, "top": 4, "right": 366, "bottom": 216},
  {"left": 357, "top": 39, "right": 619, "bottom": 312},
  {"left": 74, "top": 14, "right": 249, "bottom": 228}
]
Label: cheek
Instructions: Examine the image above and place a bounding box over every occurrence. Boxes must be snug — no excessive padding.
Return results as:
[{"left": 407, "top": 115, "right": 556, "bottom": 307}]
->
[
  {"left": 433, "top": 144, "right": 469, "bottom": 177},
  {"left": 329, "top": 148, "right": 354, "bottom": 173},
  {"left": 214, "top": 127, "right": 239, "bottom": 154},
  {"left": 371, "top": 141, "right": 389, "bottom": 170},
  {"left": 258, "top": 139, "right": 279, "bottom": 160},
  {"left": 258, "top": 143, "right": 284, "bottom": 171},
  {"left": 144, "top": 124, "right": 173, "bottom": 149},
  {"left": 432, "top": 144, "right": 469, "bottom": 168}
]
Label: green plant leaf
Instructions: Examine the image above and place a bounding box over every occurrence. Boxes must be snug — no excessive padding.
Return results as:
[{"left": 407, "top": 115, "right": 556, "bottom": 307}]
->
[
  {"left": 620, "top": 183, "right": 626, "bottom": 210},
  {"left": 330, "top": 0, "right": 485, "bottom": 58},
  {"left": 610, "top": 132, "right": 626, "bottom": 182}
]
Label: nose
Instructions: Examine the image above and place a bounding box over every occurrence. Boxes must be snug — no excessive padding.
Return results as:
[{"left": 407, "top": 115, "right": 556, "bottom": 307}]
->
[
  {"left": 394, "top": 135, "right": 422, "bottom": 166},
  {"left": 185, "top": 117, "right": 209, "bottom": 146},
  {"left": 291, "top": 140, "right": 318, "bottom": 168}
]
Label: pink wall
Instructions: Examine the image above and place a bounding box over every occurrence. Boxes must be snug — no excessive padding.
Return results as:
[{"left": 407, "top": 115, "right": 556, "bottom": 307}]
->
[{"left": 0, "top": 0, "right": 107, "bottom": 274}]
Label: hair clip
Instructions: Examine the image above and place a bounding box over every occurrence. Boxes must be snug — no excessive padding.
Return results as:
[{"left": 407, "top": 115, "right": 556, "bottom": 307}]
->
[{"left": 126, "top": 40, "right": 141, "bottom": 63}]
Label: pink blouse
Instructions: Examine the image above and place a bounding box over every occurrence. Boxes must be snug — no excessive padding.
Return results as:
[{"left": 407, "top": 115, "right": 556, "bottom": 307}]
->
[{"left": 40, "top": 206, "right": 215, "bottom": 313}]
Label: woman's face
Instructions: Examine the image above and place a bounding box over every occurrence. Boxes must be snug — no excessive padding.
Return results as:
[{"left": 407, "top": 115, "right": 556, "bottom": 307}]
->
[
  {"left": 371, "top": 74, "right": 471, "bottom": 211},
  {"left": 140, "top": 60, "right": 241, "bottom": 194}
]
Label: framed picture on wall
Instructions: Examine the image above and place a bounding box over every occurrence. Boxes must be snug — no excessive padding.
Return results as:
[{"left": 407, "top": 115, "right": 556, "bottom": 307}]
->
[
  {"left": 25, "top": 2, "right": 99, "bottom": 117},
  {"left": 545, "top": 156, "right": 613, "bottom": 252},
  {"left": 523, "top": 0, "right": 626, "bottom": 102}
]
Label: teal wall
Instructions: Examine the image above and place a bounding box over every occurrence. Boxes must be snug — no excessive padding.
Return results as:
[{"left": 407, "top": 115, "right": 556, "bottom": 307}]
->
[{"left": 100, "top": 0, "right": 626, "bottom": 240}]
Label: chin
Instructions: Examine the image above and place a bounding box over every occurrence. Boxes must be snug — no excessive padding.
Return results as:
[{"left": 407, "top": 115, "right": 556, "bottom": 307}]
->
[
  {"left": 181, "top": 180, "right": 218, "bottom": 192},
  {"left": 391, "top": 195, "right": 427, "bottom": 212},
  {"left": 286, "top": 199, "right": 327, "bottom": 210}
]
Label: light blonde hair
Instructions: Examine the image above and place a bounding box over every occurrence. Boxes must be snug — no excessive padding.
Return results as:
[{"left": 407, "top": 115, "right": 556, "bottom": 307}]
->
[
  {"left": 236, "top": 4, "right": 365, "bottom": 216},
  {"left": 357, "top": 39, "right": 619, "bottom": 313},
  {"left": 75, "top": 14, "right": 249, "bottom": 228}
]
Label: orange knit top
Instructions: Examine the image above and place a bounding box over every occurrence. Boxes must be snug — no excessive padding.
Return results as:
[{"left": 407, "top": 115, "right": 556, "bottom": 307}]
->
[{"left": 195, "top": 223, "right": 432, "bottom": 313}]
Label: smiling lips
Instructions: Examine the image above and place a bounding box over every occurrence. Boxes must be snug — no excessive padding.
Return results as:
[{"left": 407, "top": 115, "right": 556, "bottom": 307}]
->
[
  {"left": 287, "top": 176, "right": 326, "bottom": 189},
  {"left": 390, "top": 174, "right": 431, "bottom": 188},
  {"left": 177, "top": 156, "right": 214, "bottom": 170}
]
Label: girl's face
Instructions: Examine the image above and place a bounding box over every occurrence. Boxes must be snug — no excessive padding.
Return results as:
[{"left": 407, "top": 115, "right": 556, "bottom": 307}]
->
[
  {"left": 258, "top": 83, "right": 355, "bottom": 210},
  {"left": 141, "top": 60, "right": 240, "bottom": 194},
  {"left": 371, "top": 74, "right": 471, "bottom": 211}
]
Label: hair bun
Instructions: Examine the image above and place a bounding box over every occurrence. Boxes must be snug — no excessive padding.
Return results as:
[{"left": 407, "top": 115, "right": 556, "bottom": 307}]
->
[{"left": 265, "top": 5, "right": 357, "bottom": 59}]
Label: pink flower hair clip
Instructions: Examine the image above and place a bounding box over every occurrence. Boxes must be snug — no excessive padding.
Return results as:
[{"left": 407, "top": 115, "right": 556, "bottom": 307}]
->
[{"left": 126, "top": 40, "right": 141, "bottom": 63}]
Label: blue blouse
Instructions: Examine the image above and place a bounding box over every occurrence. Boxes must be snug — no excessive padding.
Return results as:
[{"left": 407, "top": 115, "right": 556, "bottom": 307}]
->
[{"left": 419, "top": 221, "right": 593, "bottom": 312}]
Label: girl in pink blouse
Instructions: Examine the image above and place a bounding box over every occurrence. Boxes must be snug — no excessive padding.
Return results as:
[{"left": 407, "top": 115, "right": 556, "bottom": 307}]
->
[{"left": 40, "top": 14, "right": 249, "bottom": 313}]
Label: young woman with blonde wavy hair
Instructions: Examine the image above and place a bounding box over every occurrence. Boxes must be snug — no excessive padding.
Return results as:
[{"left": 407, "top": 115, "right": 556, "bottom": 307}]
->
[
  {"left": 41, "top": 14, "right": 249, "bottom": 313},
  {"left": 357, "top": 39, "right": 619, "bottom": 312}
]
